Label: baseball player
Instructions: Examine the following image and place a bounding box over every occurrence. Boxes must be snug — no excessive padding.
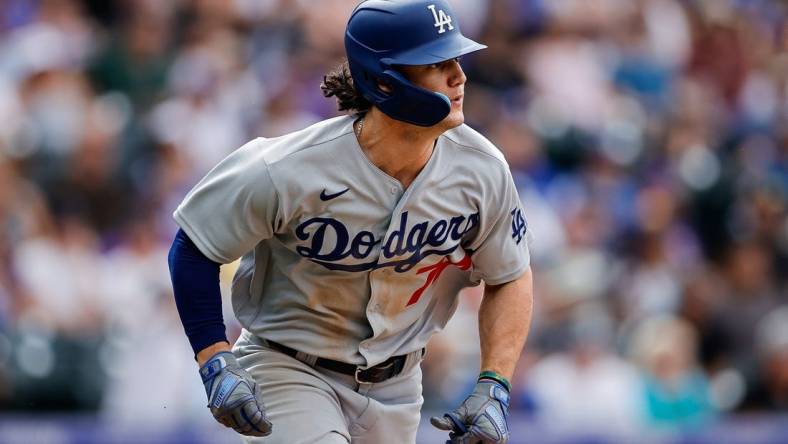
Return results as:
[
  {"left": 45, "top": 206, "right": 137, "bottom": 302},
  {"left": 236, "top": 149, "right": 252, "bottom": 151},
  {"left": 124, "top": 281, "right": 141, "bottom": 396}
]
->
[{"left": 167, "top": 1, "right": 533, "bottom": 443}]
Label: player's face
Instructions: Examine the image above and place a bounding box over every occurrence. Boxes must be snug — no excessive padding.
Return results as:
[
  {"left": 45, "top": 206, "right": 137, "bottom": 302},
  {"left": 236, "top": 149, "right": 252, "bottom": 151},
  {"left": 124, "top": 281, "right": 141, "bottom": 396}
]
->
[{"left": 399, "top": 58, "right": 467, "bottom": 129}]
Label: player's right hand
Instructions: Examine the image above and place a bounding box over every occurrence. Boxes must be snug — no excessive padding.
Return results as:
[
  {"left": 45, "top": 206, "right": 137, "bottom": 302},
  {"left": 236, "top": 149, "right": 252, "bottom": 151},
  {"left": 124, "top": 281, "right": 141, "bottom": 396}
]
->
[{"left": 199, "top": 351, "right": 272, "bottom": 437}]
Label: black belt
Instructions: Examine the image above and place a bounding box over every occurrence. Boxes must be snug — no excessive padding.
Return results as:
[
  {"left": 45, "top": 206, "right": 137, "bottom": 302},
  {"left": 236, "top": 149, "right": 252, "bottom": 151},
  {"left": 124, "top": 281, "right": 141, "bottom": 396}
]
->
[{"left": 265, "top": 340, "right": 412, "bottom": 384}]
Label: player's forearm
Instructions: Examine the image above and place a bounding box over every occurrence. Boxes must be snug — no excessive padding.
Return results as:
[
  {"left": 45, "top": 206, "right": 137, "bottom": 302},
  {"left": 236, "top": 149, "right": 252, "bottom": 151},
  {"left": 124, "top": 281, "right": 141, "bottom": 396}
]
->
[
  {"left": 168, "top": 229, "right": 229, "bottom": 357},
  {"left": 478, "top": 267, "right": 533, "bottom": 381}
]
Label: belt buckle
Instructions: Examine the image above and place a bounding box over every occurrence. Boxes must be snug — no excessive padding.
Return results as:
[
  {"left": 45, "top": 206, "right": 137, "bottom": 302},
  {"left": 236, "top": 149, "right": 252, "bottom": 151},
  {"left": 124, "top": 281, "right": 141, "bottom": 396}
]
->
[{"left": 354, "top": 367, "right": 368, "bottom": 384}]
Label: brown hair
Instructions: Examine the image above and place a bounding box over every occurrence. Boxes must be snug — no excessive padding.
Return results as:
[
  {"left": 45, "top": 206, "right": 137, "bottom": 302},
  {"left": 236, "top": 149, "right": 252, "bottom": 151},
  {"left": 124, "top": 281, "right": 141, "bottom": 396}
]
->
[{"left": 320, "top": 60, "right": 372, "bottom": 113}]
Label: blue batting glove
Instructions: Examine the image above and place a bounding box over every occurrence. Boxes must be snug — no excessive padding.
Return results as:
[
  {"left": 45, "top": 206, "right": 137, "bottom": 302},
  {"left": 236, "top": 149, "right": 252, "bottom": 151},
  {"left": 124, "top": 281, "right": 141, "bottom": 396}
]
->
[
  {"left": 200, "top": 351, "right": 272, "bottom": 437},
  {"left": 430, "top": 379, "right": 510, "bottom": 444}
]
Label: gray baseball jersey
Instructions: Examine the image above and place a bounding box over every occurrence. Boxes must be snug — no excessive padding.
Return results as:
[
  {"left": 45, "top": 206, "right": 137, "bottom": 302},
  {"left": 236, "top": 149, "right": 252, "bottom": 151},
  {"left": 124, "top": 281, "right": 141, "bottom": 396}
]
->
[{"left": 174, "top": 115, "right": 531, "bottom": 367}]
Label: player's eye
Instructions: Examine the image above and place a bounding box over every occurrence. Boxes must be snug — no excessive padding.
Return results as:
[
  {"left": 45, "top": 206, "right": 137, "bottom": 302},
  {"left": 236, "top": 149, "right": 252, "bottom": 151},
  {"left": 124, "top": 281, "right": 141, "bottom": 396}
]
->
[{"left": 429, "top": 58, "right": 461, "bottom": 70}]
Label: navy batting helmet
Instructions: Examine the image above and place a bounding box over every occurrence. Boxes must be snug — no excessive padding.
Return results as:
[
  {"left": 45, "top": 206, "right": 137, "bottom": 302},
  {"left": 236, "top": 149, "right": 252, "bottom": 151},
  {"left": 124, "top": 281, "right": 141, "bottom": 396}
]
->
[{"left": 345, "top": 0, "right": 487, "bottom": 127}]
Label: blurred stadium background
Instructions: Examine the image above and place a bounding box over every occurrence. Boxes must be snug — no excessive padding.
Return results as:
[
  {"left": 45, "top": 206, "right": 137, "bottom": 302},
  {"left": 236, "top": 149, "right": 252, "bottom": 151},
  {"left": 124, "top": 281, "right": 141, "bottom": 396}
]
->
[{"left": 0, "top": 0, "right": 786, "bottom": 443}]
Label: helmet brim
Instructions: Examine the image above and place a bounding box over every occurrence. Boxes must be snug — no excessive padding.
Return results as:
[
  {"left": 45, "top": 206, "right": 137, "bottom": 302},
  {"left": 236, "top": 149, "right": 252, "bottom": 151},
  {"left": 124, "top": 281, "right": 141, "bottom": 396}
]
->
[{"left": 384, "top": 34, "right": 487, "bottom": 66}]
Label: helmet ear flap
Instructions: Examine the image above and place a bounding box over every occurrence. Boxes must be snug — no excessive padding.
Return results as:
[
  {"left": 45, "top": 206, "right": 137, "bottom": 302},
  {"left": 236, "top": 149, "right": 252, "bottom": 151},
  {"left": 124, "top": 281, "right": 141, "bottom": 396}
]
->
[{"left": 375, "top": 69, "right": 451, "bottom": 127}]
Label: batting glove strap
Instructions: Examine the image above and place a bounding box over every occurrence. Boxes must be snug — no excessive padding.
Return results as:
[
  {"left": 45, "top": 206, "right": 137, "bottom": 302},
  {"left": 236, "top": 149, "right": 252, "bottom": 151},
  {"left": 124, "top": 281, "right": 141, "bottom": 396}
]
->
[
  {"left": 431, "top": 380, "right": 511, "bottom": 444},
  {"left": 200, "top": 352, "right": 235, "bottom": 393}
]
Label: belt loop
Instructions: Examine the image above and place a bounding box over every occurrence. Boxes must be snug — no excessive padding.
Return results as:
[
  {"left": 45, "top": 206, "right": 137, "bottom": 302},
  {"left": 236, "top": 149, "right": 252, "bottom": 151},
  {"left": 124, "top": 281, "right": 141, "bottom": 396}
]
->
[
  {"left": 296, "top": 351, "right": 318, "bottom": 367},
  {"left": 262, "top": 338, "right": 319, "bottom": 367}
]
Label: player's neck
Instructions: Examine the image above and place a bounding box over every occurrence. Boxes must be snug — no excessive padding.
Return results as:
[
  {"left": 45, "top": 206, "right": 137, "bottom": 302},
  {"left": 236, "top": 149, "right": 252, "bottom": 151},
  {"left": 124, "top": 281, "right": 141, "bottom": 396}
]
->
[{"left": 355, "top": 109, "right": 445, "bottom": 189}]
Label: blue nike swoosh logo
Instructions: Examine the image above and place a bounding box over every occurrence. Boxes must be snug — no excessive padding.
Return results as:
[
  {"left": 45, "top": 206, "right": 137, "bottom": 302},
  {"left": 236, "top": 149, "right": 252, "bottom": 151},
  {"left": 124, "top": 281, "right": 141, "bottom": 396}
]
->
[{"left": 320, "top": 188, "right": 350, "bottom": 201}]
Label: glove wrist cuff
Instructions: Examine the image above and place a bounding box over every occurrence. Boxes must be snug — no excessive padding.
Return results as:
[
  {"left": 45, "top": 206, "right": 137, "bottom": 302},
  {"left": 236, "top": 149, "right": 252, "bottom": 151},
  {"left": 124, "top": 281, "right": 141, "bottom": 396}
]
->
[{"left": 478, "top": 370, "right": 511, "bottom": 392}]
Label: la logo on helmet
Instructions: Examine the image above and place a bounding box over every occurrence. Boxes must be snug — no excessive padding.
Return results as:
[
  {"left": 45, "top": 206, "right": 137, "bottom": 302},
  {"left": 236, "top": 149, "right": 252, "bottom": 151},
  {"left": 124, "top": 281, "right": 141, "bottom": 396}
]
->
[{"left": 427, "top": 4, "right": 454, "bottom": 34}]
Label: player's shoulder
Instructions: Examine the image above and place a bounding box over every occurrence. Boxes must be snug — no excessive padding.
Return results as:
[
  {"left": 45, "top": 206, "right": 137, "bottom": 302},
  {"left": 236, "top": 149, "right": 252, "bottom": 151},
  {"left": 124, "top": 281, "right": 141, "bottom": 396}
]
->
[
  {"left": 248, "top": 115, "right": 355, "bottom": 165},
  {"left": 440, "top": 124, "right": 509, "bottom": 168}
]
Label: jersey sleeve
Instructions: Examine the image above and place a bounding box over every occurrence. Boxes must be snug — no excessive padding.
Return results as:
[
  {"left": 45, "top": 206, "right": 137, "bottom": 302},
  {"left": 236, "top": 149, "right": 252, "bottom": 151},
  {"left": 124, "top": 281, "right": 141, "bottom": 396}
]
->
[
  {"left": 468, "top": 167, "right": 532, "bottom": 285},
  {"left": 173, "top": 138, "right": 279, "bottom": 264}
]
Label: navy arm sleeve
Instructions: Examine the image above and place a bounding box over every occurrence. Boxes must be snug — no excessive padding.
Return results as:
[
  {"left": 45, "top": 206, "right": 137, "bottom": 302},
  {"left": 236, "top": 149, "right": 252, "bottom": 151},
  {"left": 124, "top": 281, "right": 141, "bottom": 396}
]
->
[{"left": 168, "top": 228, "right": 228, "bottom": 355}]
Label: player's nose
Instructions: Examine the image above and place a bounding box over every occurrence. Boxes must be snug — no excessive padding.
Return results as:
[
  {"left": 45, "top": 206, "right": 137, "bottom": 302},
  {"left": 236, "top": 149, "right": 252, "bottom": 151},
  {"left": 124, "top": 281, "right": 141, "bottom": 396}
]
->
[{"left": 448, "top": 59, "right": 466, "bottom": 87}]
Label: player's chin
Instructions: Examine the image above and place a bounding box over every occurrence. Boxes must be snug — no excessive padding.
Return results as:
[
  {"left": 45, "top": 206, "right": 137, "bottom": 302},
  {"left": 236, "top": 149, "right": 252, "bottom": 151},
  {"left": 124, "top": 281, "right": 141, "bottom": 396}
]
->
[{"left": 442, "top": 109, "right": 465, "bottom": 129}]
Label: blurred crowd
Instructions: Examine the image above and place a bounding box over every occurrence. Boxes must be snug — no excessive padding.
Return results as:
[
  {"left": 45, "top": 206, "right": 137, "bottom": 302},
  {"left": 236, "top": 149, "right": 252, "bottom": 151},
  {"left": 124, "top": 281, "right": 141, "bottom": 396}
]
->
[{"left": 0, "top": 0, "right": 786, "bottom": 439}]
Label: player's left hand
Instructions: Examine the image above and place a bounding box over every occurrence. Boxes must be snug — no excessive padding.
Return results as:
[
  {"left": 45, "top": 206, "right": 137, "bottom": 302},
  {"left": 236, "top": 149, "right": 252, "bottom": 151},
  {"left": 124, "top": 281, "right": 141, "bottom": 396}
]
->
[{"left": 430, "top": 379, "right": 510, "bottom": 444}]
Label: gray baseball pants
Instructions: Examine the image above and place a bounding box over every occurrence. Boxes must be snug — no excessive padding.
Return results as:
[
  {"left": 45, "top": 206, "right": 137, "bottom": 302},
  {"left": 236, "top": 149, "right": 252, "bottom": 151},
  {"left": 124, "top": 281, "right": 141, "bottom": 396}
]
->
[{"left": 233, "top": 331, "right": 424, "bottom": 444}]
